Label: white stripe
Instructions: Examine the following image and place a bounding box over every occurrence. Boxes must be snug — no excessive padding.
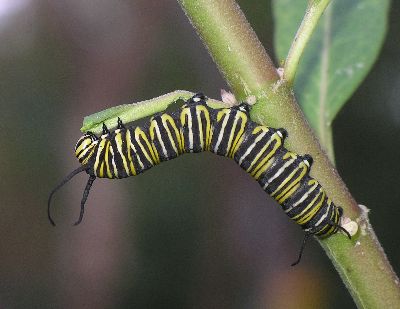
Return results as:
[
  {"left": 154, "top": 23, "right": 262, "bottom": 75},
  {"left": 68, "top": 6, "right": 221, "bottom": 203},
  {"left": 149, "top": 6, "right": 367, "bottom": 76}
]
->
[
  {"left": 238, "top": 130, "right": 268, "bottom": 165},
  {"left": 154, "top": 123, "right": 168, "bottom": 158},
  {"left": 162, "top": 117, "right": 178, "bottom": 154},
  {"left": 131, "top": 143, "right": 144, "bottom": 169},
  {"left": 196, "top": 109, "right": 204, "bottom": 149},
  {"left": 263, "top": 157, "right": 295, "bottom": 190},
  {"left": 315, "top": 206, "right": 330, "bottom": 226},
  {"left": 285, "top": 184, "right": 319, "bottom": 213},
  {"left": 78, "top": 146, "right": 92, "bottom": 159},
  {"left": 214, "top": 113, "right": 230, "bottom": 152},
  {"left": 109, "top": 144, "right": 118, "bottom": 177},
  {"left": 187, "top": 112, "right": 193, "bottom": 151},
  {"left": 95, "top": 140, "right": 105, "bottom": 164},
  {"left": 226, "top": 113, "right": 242, "bottom": 156},
  {"left": 115, "top": 134, "right": 130, "bottom": 175},
  {"left": 127, "top": 130, "right": 144, "bottom": 169}
]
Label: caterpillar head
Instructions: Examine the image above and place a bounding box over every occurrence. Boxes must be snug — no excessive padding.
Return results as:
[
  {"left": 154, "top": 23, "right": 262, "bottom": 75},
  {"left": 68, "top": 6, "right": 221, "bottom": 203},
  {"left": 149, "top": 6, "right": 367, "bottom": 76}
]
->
[
  {"left": 75, "top": 132, "right": 98, "bottom": 164},
  {"left": 48, "top": 132, "right": 99, "bottom": 227}
]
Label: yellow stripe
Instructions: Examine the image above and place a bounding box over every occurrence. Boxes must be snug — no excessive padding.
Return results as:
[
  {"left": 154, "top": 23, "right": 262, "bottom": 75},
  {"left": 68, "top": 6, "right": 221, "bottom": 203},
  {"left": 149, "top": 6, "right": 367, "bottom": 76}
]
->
[
  {"left": 284, "top": 179, "right": 319, "bottom": 213},
  {"left": 196, "top": 105, "right": 212, "bottom": 150},
  {"left": 150, "top": 118, "right": 168, "bottom": 158},
  {"left": 214, "top": 109, "right": 230, "bottom": 153},
  {"left": 149, "top": 119, "right": 156, "bottom": 142},
  {"left": 196, "top": 108, "right": 204, "bottom": 150},
  {"left": 308, "top": 179, "right": 317, "bottom": 186},
  {"left": 99, "top": 161, "right": 104, "bottom": 178},
  {"left": 216, "top": 109, "right": 227, "bottom": 122},
  {"left": 252, "top": 157, "right": 275, "bottom": 180},
  {"left": 283, "top": 152, "right": 295, "bottom": 160},
  {"left": 225, "top": 119, "right": 236, "bottom": 155},
  {"left": 297, "top": 200, "right": 323, "bottom": 225},
  {"left": 109, "top": 142, "right": 118, "bottom": 178},
  {"left": 247, "top": 128, "right": 281, "bottom": 175},
  {"left": 291, "top": 188, "right": 323, "bottom": 221},
  {"left": 295, "top": 191, "right": 325, "bottom": 224},
  {"left": 228, "top": 112, "right": 247, "bottom": 158},
  {"left": 230, "top": 135, "right": 244, "bottom": 157},
  {"left": 277, "top": 182, "right": 301, "bottom": 204},
  {"left": 115, "top": 132, "right": 130, "bottom": 176},
  {"left": 179, "top": 130, "right": 185, "bottom": 151},
  {"left": 135, "top": 127, "right": 159, "bottom": 164},
  {"left": 162, "top": 114, "right": 182, "bottom": 154},
  {"left": 317, "top": 209, "right": 336, "bottom": 235},
  {"left": 272, "top": 161, "right": 309, "bottom": 200},
  {"left": 180, "top": 104, "right": 189, "bottom": 125},
  {"left": 271, "top": 166, "right": 301, "bottom": 198},
  {"left": 75, "top": 138, "right": 92, "bottom": 156},
  {"left": 104, "top": 141, "right": 113, "bottom": 178},
  {"left": 80, "top": 146, "right": 96, "bottom": 164},
  {"left": 125, "top": 130, "right": 137, "bottom": 175},
  {"left": 180, "top": 107, "right": 191, "bottom": 151},
  {"left": 94, "top": 139, "right": 107, "bottom": 177},
  {"left": 251, "top": 134, "right": 282, "bottom": 178}
]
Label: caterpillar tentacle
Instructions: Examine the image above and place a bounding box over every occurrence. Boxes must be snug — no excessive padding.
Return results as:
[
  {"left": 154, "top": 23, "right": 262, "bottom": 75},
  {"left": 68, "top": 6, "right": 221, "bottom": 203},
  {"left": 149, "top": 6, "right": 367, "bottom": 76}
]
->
[{"left": 48, "top": 93, "right": 351, "bottom": 264}]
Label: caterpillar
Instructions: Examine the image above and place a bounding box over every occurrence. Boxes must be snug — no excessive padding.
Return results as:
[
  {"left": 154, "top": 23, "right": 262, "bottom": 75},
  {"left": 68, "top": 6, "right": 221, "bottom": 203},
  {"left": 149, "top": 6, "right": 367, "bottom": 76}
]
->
[{"left": 48, "top": 93, "right": 351, "bottom": 265}]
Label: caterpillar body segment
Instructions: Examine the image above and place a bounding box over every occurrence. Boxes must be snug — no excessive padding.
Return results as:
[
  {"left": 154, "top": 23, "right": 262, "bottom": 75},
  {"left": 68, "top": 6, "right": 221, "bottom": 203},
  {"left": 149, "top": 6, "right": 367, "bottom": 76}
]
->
[
  {"left": 210, "top": 104, "right": 249, "bottom": 158},
  {"left": 49, "top": 93, "right": 351, "bottom": 264},
  {"left": 180, "top": 99, "right": 213, "bottom": 153},
  {"left": 149, "top": 112, "right": 183, "bottom": 161}
]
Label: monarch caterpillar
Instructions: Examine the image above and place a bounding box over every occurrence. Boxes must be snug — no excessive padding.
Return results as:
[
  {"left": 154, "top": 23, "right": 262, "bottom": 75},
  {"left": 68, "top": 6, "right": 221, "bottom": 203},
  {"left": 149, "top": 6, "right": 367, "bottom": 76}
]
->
[{"left": 48, "top": 93, "right": 351, "bottom": 265}]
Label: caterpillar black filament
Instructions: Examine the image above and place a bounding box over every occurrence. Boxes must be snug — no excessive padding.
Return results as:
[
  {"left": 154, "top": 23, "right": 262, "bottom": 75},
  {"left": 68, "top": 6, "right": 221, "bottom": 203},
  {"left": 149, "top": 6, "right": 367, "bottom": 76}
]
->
[{"left": 48, "top": 93, "right": 351, "bottom": 265}]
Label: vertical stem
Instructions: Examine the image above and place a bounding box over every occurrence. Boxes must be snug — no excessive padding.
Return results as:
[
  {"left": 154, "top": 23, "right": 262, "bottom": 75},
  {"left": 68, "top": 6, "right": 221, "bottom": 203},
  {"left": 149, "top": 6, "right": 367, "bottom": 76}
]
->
[
  {"left": 178, "top": 0, "right": 400, "bottom": 307},
  {"left": 178, "top": 0, "right": 279, "bottom": 99}
]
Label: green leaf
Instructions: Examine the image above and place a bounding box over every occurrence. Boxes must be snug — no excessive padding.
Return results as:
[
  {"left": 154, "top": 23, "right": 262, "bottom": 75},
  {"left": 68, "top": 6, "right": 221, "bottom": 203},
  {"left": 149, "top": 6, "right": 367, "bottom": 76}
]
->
[
  {"left": 273, "top": 0, "right": 389, "bottom": 131},
  {"left": 81, "top": 91, "right": 195, "bottom": 134},
  {"left": 81, "top": 90, "right": 227, "bottom": 134}
]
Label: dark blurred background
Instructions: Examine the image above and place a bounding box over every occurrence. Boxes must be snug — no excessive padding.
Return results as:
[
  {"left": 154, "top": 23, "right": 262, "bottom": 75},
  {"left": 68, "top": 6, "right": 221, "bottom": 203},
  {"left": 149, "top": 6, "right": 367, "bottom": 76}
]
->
[{"left": 0, "top": 1, "right": 398, "bottom": 308}]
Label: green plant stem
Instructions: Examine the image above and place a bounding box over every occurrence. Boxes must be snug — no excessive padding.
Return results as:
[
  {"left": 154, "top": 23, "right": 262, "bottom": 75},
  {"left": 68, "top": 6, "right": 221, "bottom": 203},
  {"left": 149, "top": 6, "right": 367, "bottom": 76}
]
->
[
  {"left": 178, "top": 0, "right": 278, "bottom": 99},
  {"left": 178, "top": 0, "right": 400, "bottom": 307},
  {"left": 283, "top": 0, "right": 331, "bottom": 86},
  {"left": 318, "top": 4, "right": 335, "bottom": 162}
]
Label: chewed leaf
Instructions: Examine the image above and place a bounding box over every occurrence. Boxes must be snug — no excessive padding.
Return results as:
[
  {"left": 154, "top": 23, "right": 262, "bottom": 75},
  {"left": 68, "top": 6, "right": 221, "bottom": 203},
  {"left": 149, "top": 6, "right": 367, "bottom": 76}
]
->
[
  {"left": 81, "top": 90, "right": 227, "bottom": 134},
  {"left": 81, "top": 91, "right": 195, "bottom": 133},
  {"left": 273, "top": 0, "right": 389, "bottom": 132}
]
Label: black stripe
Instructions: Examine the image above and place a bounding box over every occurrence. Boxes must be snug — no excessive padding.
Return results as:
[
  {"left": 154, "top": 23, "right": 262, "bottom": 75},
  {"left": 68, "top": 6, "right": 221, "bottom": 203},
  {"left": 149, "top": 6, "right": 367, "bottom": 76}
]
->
[
  {"left": 234, "top": 123, "right": 278, "bottom": 171},
  {"left": 211, "top": 109, "right": 243, "bottom": 156},
  {"left": 284, "top": 177, "right": 322, "bottom": 217},
  {"left": 302, "top": 199, "right": 334, "bottom": 234},
  {"left": 110, "top": 131, "right": 128, "bottom": 178},
  {"left": 129, "top": 126, "right": 154, "bottom": 174}
]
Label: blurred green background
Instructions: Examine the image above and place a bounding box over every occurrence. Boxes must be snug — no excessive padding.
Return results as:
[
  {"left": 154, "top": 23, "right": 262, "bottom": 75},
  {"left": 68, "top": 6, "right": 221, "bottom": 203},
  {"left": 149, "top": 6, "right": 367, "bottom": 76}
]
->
[{"left": 0, "top": 1, "right": 399, "bottom": 308}]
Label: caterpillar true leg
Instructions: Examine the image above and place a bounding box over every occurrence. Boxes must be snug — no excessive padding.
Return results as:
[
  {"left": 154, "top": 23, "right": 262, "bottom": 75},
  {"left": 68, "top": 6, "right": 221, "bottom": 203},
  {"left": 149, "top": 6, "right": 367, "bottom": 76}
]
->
[{"left": 291, "top": 232, "right": 312, "bottom": 266}]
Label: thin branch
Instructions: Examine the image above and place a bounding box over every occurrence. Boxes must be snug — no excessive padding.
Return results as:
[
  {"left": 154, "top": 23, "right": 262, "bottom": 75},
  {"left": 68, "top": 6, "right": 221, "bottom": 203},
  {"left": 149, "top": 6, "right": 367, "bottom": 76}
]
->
[
  {"left": 318, "top": 4, "right": 334, "bottom": 162},
  {"left": 283, "top": 0, "right": 331, "bottom": 86}
]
